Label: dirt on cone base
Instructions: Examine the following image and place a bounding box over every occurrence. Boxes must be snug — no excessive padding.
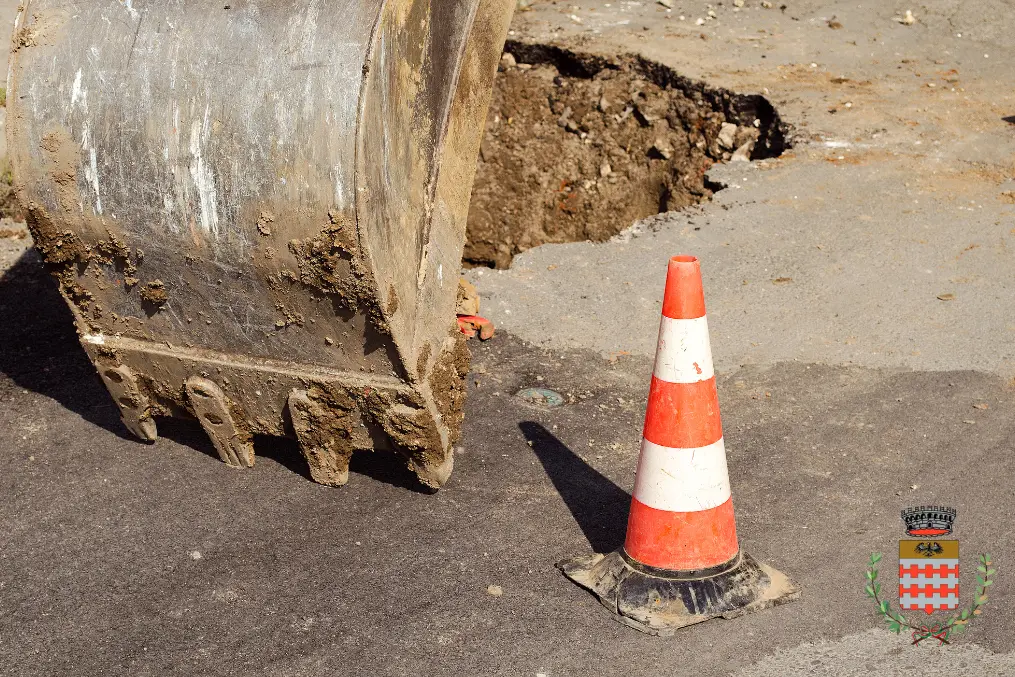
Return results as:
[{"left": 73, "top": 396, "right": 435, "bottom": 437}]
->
[{"left": 465, "top": 44, "right": 787, "bottom": 269}]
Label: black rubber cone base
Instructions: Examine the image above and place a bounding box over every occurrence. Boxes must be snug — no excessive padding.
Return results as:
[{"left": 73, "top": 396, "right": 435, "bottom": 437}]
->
[{"left": 558, "top": 550, "right": 800, "bottom": 636}]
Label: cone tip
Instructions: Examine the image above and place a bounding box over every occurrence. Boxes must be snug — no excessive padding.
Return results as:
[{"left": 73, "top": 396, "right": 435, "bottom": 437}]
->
[{"left": 662, "top": 255, "right": 706, "bottom": 320}]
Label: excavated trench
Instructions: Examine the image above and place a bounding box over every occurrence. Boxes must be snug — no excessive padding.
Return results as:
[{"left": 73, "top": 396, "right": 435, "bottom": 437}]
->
[{"left": 465, "top": 43, "right": 789, "bottom": 269}]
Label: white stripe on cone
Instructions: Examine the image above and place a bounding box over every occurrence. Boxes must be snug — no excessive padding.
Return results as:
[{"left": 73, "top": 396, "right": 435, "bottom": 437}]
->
[
  {"left": 653, "top": 315, "right": 714, "bottom": 383},
  {"left": 631, "top": 438, "right": 731, "bottom": 513}
]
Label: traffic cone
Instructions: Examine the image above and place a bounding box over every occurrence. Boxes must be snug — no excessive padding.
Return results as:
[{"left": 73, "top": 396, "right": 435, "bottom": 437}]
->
[{"left": 558, "top": 255, "right": 800, "bottom": 635}]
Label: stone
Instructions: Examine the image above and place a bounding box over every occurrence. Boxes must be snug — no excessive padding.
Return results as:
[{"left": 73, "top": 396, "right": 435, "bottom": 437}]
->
[
  {"left": 456, "top": 278, "right": 480, "bottom": 316},
  {"left": 731, "top": 141, "right": 753, "bottom": 162},
  {"left": 651, "top": 139, "right": 674, "bottom": 160},
  {"left": 717, "top": 122, "right": 738, "bottom": 150},
  {"left": 734, "top": 125, "right": 760, "bottom": 148}
]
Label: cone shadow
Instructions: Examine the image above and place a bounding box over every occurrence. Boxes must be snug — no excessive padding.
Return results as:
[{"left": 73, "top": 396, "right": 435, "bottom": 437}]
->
[{"left": 520, "top": 421, "right": 630, "bottom": 553}]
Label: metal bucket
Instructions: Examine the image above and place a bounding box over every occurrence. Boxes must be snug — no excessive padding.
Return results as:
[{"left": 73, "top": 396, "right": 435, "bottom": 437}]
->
[{"left": 7, "top": 0, "right": 514, "bottom": 488}]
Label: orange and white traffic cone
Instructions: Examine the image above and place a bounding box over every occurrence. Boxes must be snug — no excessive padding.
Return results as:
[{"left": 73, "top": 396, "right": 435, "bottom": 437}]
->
[{"left": 559, "top": 255, "right": 800, "bottom": 635}]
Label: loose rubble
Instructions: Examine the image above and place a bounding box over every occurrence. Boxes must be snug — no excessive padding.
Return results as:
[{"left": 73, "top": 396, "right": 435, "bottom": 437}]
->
[{"left": 466, "top": 46, "right": 786, "bottom": 268}]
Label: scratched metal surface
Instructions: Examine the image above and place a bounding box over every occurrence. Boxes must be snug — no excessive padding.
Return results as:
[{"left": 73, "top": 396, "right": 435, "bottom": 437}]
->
[{"left": 8, "top": 0, "right": 389, "bottom": 369}]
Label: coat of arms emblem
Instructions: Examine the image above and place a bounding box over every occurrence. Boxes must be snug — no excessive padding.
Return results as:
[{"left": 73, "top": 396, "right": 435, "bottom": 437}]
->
[
  {"left": 899, "top": 506, "right": 959, "bottom": 614},
  {"left": 864, "top": 506, "right": 995, "bottom": 644}
]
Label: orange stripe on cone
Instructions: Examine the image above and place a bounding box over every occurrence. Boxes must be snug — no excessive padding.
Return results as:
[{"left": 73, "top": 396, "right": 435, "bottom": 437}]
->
[
  {"left": 643, "top": 376, "right": 723, "bottom": 449},
  {"left": 661, "top": 255, "right": 706, "bottom": 320},
  {"left": 623, "top": 254, "right": 740, "bottom": 572},
  {"left": 625, "top": 497, "right": 739, "bottom": 570}
]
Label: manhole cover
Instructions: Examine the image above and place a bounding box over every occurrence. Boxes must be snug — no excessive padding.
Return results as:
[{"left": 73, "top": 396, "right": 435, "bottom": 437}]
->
[{"left": 516, "top": 387, "right": 565, "bottom": 407}]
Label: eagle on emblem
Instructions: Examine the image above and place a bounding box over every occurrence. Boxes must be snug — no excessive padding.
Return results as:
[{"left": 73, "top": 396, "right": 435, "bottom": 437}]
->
[{"left": 915, "top": 542, "right": 944, "bottom": 558}]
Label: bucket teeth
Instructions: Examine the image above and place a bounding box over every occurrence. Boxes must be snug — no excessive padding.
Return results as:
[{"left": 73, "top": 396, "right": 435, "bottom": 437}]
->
[
  {"left": 408, "top": 450, "right": 455, "bottom": 491},
  {"left": 96, "top": 364, "right": 158, "bottom": 443},
  {"left": 185, "top": 377, "right": 255, "bottom": 469},
  {"left": 287, "top": 390, "right": 355, "bottom": 487}
]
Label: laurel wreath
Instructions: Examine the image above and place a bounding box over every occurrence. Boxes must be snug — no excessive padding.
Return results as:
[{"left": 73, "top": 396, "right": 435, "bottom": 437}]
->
[{"left": 865, "top": 552, "right": 995, "bottom": 644}]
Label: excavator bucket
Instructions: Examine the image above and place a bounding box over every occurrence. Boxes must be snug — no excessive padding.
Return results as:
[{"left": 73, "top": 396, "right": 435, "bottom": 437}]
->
[{"left": 7, "top": 0, "right": 515, "bottom": 489}]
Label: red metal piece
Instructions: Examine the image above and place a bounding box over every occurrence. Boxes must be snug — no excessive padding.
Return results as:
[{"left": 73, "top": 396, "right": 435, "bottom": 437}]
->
[{"left": 457, "top": 315, "right": 495, "bottom": 341}]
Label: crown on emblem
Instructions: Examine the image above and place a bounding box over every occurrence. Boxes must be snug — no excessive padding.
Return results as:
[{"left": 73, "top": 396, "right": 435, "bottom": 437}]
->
[{"left": 901, "top": 506, "right": 956, "bottom": 537}]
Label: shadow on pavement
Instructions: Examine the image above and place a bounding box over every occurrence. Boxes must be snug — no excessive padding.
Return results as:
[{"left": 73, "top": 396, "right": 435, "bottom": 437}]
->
[
  {"left": 520, "top": 420, "right": 630, "bottom": 553},
  {"left": 349, "top": 448, "right": 434, "bottom": 493},
  {"left": 156, "top": 416, "right": 222, "bottom": 461},
  {"left": 255, "top": 432, "right": 432, "bottom": 492},
  {"left": 0, "top": 251, "right": 134, "bottom": 440}
]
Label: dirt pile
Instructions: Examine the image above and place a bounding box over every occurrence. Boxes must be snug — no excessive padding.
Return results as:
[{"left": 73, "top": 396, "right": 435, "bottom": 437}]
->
[{"left": 465, "top": 44, "right": 787, "bottom": 268}]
